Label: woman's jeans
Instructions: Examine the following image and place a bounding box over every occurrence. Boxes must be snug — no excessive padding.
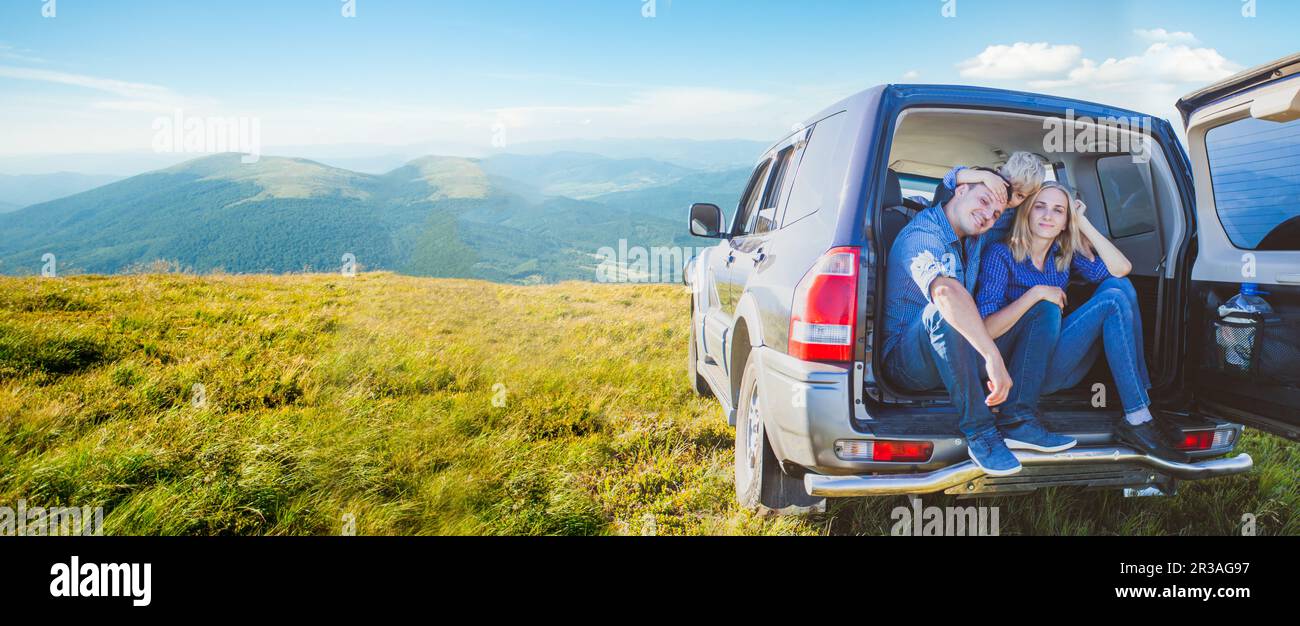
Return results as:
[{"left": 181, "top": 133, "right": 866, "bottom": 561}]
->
[{"left": 1041, "top": 277, "right": 1152, "bottom": 415}]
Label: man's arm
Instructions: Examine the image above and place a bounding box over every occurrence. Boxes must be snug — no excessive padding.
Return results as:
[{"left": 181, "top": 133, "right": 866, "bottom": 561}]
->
[
  {"left": 985, "top": 286, "right": 1066, "bottom": 339},
  {"left": 930, "top": 276, "right": 1013, "bottom": 406}
]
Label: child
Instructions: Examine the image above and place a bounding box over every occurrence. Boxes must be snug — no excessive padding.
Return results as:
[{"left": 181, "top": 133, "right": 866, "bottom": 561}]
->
[{"left": 932, "top": 151, "right": 1047, "bottom": 242}]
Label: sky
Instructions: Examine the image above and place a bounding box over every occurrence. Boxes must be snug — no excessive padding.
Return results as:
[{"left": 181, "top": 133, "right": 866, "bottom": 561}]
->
[{"left": 0, "top": 0, "right": 1297, "bottom": 164}]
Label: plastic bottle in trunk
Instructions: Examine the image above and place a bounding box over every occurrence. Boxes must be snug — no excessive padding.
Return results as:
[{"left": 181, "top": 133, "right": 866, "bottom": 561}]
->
[{"left": 1217, "top": 283, "right": 1273, "bottom": 372}]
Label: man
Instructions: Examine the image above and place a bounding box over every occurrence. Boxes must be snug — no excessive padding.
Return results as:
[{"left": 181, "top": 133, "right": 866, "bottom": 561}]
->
[{"left": 881, "top": 176, "right": 1075, "bottom": 476}]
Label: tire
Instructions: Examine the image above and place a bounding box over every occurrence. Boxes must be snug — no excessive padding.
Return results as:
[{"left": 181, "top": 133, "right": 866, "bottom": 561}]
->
[
  {"left": 734, "top": 356, "right": 826, "bottom": 514},
  {"left": 688, "top": 303, "right": 712, "bottom": 397}
]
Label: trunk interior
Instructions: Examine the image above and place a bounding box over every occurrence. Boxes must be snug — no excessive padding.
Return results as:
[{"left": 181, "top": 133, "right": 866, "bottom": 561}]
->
[{"left": 860, "top": 107, "right": 1202, "bottom": 437}]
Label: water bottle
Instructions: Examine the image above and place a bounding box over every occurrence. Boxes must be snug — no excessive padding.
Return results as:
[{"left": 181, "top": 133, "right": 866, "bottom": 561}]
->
[{"left": 1217, "top": 283, "right": 1273, "bottom": 371}]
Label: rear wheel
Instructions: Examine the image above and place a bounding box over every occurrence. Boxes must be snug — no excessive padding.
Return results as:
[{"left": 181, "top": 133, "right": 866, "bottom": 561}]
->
[
  {"left": 688, "top": 303, "right": 712, "bottom": 397},
  {"left": 734, "top": 357, "right": 826, "bottom": 514}
]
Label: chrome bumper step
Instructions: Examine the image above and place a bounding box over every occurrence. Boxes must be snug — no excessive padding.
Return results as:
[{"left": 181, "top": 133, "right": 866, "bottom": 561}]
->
[{"left": 804, "top": 447, "right": 1253, "bottom": 497}]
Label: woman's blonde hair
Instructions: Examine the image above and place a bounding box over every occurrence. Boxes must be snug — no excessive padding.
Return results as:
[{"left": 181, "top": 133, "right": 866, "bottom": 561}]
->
[{"left": 1007, "top": 181, "right": 1085, "bottom": 272}]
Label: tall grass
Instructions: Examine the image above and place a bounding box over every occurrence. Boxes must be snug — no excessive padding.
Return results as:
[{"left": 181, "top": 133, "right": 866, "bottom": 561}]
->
[{"left": 0, "top": 273, "right": 1294, "bottom": 535}]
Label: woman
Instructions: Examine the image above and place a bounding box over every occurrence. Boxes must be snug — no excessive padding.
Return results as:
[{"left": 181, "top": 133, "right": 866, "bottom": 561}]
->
[{"left": 975, "top": 181, "right": 1185, "bottom": 460}]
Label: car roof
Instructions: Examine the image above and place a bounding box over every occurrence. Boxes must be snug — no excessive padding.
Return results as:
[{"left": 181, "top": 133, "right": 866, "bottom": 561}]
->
[{"left": 765, "top": 82, "right": 1161, "bottom": 159}]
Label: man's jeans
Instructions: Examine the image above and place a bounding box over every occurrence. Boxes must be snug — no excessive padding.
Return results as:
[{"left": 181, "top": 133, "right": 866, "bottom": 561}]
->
[
  {"left": 1042, "top": 277, "right": 1151, "bottom": 415},
  {"left": 883, "top": 301, "right": 1061, "bottom": 438}
]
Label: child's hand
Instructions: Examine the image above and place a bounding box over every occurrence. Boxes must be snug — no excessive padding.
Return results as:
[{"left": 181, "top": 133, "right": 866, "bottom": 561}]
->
[{"left": 972, "top": 170, "right": 1009, "bottom": 208}]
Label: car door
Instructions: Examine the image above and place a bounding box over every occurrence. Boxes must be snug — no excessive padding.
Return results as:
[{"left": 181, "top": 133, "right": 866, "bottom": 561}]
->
[
  {"left": 728, "top": 140, "right": 803, "bottom": 313},
  {"left": 701, "top": 158, "right": 772, "bottom": 383},
  {"left": 1179, "top": 52, "right": 1300, "bottom": 440}
]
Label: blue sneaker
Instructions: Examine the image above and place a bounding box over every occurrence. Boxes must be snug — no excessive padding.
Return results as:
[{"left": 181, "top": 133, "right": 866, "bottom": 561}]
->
[
  {"left": 966, "top": 429, "right": 1022, "bottom": 476},
  {"left": 1000, "top": 418, "right": 1077, "bottom": 453}
]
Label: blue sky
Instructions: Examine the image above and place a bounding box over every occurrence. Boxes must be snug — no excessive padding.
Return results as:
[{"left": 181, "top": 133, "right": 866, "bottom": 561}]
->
[{"left": 0, "top": 0, "right": 1296, "bottom": 158}]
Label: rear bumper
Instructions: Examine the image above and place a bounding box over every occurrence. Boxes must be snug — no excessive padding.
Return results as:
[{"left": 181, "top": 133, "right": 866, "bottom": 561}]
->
[{"left": 804, "top": 446, "right": 1254, "bottom": 497}]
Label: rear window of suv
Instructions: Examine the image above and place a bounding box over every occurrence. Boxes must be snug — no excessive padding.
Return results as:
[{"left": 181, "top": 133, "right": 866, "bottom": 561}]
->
[{"left": 1206, "top": 115, "right": 1300, "bottom": 251}]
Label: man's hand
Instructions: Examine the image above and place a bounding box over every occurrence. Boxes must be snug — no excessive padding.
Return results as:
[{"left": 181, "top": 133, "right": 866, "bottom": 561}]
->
[
  {"left": 984, "top": 353, "right": 1012, "bottom": 406},
  {"left": 1031, "top": 285, "right": 1068, "bottom": 308}
]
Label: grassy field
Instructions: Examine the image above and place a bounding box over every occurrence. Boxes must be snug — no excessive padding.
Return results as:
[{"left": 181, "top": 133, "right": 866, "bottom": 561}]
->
[{"left": 0, "top": 272, "right": 1295, "bottom": 535}]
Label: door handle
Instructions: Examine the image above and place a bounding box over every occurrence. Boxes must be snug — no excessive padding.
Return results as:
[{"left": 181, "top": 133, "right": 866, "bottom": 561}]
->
[
  {"left": 1279, "top": 274, "right": 1300, "bottom": 284},
  {"left": 725, "top": 253, "right": 736, "bottom": 266},
  {"left": 753, "top": 249, "right": 766, "bottom": 265}
]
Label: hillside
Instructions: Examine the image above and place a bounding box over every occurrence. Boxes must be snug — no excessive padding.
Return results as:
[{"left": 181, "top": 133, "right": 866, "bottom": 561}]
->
[
  {"left": 0, "top": 153, "right": 735, "bottom": 283},
  {"left": 0, "top": 273, "right": 1295, "bottom": 535}
]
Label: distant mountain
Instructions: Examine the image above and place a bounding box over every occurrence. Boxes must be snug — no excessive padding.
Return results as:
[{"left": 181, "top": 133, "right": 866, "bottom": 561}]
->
[
  {"left": 590, "top": 167, "right": 752, "bottom": 223},
  {"left": 0, "top": 172, "right": 124, "bottom": 210},
  {"left": 0, "top": 139, "right": 769, "bottom": 178},
  {"left": 0, "top": 152, "right": 738, "bottom": 282},
  {"left": 479, "top": 152, "right": 693, "bottom": 199},
  {"left": 498, "top": 138, "right": 767, "bottom": 170}
]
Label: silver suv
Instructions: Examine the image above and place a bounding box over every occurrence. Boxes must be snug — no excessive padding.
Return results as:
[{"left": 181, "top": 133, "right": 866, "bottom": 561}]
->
[{"left": 686, "top": 53, "right": 1300, "bottom": 513}]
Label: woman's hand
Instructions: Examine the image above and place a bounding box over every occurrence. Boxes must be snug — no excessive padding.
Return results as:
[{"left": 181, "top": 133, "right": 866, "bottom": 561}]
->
[
  {"left": 1072, "top": 197, "right": 1098, "bottom": 256},
  {"left": 1031, "top": 285, "right": 1068, "bottom": 308},
  {"left": 1073, "top": 198, "right": 1088, "bottom": 217}
]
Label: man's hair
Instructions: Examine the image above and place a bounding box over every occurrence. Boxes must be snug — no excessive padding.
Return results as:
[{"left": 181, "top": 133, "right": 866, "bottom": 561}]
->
[{"left": 998, "top": 152, "right": 1047, "bottom": 198}]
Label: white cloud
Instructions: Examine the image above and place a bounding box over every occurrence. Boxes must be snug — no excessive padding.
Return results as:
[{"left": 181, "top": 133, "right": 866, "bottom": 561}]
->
[
  {"left": 1030, "top": 42, "right": 1240, "bottom": 89},
  {"left": 953, "top": 33, "right": 1241, "bottom": 131},
  {"left": 0, "top": 65, "right": 190, "bottom": 112},
  {"left": 1134, "top": 28, "right": 1199, "bottom": 45},
  {"left": 957, "top": 42, "right": 1083, "bottom": 80},
  {"left": 0, "top": 66, "right": 169, "bottom": 99},
  {"left": 902, "top": 70, "right": 920, "bottom": 80}
]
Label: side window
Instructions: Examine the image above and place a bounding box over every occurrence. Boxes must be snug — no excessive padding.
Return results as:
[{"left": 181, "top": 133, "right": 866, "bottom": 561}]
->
[
  {"left": 1096, "top": 156, "right": 1157, "bottom": 238},
  {"left": 732, "top": 159, "right": 772, "bottom": 237},
  {"left": 753, "top": 146, "right": 796, "bottom": 234},
  {"left": 1206, "top": 115, "right": 1300, "bottom": 250},
  {"left": 782, "top": 112, "right": 849, "bottom": 227}
]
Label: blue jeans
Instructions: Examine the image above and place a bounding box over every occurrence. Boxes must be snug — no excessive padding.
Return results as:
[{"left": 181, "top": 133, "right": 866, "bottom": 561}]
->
[
  {"left": 992, "top": 300, "right": 1063, "bottom": 423},
  {"left": 1042, "top": 278, "right": 1151, "bottom": 414},
  {"left": 884, "top": 300, "right": 1061, "bottom": 438}
]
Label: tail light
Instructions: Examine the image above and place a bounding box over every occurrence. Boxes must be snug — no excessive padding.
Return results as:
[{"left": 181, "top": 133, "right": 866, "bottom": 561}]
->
[
  {"left": 789, "top": 247, "right": 859, "bottom": 362},
  {"left": 1175, "top": 428, "right": 1235, "bottom": 451},
  {"left": 835, "top": 439, "right": 933, "bottom": 463}
]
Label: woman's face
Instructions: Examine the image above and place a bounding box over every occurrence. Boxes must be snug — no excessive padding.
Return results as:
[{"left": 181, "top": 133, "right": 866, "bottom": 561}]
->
[{"left": 1028, "top": 187, "right": 1070, "bottom": 240}]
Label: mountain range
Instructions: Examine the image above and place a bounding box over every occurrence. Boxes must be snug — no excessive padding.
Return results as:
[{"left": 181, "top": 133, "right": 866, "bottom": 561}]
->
[
  {"left": 0, "top": 172, "right": 125, "bottom": 213},
  {"left": 0, "top": 151, "right": 751, "bottom": 282}
]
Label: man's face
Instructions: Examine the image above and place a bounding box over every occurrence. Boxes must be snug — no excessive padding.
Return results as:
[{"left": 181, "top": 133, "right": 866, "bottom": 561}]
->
[{"left": 950, "top": 183, "right": 1004, "bottom": 236}]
